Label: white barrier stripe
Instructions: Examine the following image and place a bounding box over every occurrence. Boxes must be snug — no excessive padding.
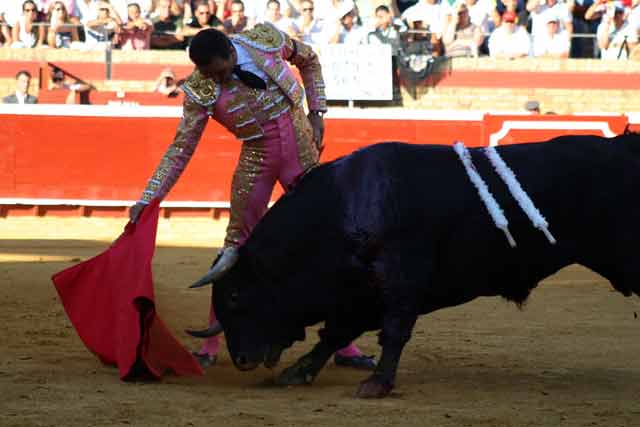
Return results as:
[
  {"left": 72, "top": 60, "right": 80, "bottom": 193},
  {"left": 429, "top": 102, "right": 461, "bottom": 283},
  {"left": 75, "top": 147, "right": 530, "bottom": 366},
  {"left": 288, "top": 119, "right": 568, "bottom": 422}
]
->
[
  {"left": 484, "top": 147, "right": 557, "bottom": 245},
  {"left": 0, "top": 198, "right": 230, "bottom": 208},
  {"left": 453, "top": 142, "right": 516, "bottom": 248}
]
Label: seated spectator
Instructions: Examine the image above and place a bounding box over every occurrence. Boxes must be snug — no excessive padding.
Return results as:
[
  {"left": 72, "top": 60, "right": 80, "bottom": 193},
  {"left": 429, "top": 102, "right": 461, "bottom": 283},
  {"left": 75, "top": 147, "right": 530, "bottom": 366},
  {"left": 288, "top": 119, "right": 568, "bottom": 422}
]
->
[
  {"left": 48, "top": 68, "right": 92, "bottom": 104},
  {"left": 527, "top": 0, "right": 573, "bottom": 42},
  {"left": 262, "top": 0, "right": 295, "bottom": 34},
  {"left": 597, "top": 1, "right": 639, "bottom": 59},
  {"left": 85, "top": 1, "right": 121, "bottom": 49},
  {"left": 464, "top": 0, "right": 494, "bottom": 36},
  {"left": 367, "top": 4, "right": 401, "bottom": 53},
  {"left": 488, "top": 10, "right": 531, "bottom": 57},
  {"left": 327, "top": 3, "right": 367, "bottom": 44},
  {"left": 401, "top": 0, "right": 444, "bottom": 36},
  {"left": 42, "top": 0, "right": 80, "bottom": 21},
  {"left": 183, "top": 0, "right": 224, "bottom": 43},
  {"left": 154, "top": 68, "right": 181, "bottom": 96},
  {"left": 110, "top": 0, "right": 153, "bottom": 21},
  {"left": 442, "top": 2, "right": 485, "bottom": 57},
  {"left": 150, "top": 0, "right": 186, "bottom": 48},
  {"left": 11, "top": 0, "right": 45, "bottom": 48},
  {"left": 533, "top": 13, "right": 570, "bottom": 57},
  {"left": 47, "top": 1, "right": 80, "bottom": 48},
  {"left": 223, "top": 0, "right": 250, "bottom": 33},
  {"left": 3, "top": 70, "right": 38, "bottom": 104},
  {"left": 291, "top": 0, "right": 326, "bottom": 44},
  {"left": 119, "top": 2, "right": 152, "bottom": 49},
  {"left": 1, "top": 8, "right": 13, "bottom": 46}
]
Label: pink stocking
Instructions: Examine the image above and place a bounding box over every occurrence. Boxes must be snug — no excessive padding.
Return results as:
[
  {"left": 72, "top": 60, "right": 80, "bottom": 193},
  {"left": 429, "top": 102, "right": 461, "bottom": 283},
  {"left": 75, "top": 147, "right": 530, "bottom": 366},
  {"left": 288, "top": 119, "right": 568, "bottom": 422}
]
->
[
  {"left": 196, "top": 303, "right": 220, "bottom": 356},
  {"left": 335, "top": 342, "right": 363, "bottom": 358}
]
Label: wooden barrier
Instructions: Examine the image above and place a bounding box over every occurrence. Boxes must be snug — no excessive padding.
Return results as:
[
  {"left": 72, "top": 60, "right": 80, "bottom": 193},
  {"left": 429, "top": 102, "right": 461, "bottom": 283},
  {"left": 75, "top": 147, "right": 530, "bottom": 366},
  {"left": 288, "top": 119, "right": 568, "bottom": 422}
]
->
[{"left": 0, "top": 106, "right": 638, "bottom": 217}]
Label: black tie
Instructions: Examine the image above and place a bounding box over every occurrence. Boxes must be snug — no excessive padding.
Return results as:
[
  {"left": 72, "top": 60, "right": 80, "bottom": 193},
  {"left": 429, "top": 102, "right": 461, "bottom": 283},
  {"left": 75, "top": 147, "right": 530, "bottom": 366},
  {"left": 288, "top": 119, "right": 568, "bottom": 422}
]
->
[{"left": 233, "top": 65, "right": 267, "bottom": 90}]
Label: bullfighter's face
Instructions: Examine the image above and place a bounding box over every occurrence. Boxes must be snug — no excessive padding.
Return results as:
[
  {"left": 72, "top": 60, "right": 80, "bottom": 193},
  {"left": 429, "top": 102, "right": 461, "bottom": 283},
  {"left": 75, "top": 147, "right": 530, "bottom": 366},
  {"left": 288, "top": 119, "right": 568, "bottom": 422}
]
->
[{"left": 212, "top": 261, "right": 304, "bottom": 371}]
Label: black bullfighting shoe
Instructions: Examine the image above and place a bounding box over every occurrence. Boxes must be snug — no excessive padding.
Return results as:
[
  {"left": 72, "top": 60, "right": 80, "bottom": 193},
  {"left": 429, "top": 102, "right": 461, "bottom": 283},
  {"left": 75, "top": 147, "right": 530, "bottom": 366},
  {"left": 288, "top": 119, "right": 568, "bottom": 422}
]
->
[
  {"left": 192, "top": 351, "right": 217, "bottom": 368},
  {"left": 334, "top": 354, "right": 377, "bottom": 371}
]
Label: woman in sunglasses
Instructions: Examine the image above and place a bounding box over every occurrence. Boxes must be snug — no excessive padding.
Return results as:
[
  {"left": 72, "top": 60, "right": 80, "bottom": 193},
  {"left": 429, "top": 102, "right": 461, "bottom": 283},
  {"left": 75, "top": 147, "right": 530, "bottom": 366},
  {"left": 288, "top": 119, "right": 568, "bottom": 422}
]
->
[
  {"left": 11, "top": 0, "right": 45, "bottom": 48},
  {"left": 47, "top": 1, "right": 79, "bottom": 48}
]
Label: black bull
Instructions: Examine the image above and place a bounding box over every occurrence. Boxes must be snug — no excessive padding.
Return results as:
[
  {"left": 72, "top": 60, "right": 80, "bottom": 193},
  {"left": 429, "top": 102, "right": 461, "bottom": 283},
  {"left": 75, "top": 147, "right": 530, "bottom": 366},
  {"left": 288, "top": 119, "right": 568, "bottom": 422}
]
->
[{"left": 192, "top": 134, "right": 640, "bottom": 398}]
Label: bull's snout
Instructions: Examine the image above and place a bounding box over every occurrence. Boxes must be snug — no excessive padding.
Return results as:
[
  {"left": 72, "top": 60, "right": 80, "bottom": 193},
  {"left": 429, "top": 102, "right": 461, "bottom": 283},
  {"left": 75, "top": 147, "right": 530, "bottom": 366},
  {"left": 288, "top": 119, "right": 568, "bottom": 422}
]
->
[{"left": 235, "top": 353, "right": 259, "bottom": 371}]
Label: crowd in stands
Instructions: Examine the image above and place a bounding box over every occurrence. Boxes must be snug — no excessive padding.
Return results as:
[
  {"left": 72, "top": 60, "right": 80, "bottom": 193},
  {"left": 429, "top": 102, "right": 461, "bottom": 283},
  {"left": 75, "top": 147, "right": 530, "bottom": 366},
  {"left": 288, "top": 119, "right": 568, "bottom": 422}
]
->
[{"left": 0, "top": 0, "right": 638, "bottom": 58}]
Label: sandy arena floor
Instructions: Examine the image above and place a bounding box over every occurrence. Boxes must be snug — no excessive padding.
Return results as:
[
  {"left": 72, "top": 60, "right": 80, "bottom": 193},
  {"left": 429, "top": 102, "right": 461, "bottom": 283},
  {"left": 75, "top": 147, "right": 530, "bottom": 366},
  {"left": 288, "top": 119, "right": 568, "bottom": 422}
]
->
[{"left": 1, "top": 216, "right": 640, "bottom": 427}]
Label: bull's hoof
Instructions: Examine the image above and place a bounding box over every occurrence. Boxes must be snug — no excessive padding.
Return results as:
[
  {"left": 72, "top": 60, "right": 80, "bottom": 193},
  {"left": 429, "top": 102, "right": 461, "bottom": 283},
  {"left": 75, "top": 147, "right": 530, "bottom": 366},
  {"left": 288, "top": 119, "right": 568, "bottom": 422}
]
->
[
  {"left": 274, "top": 359, "right": 316, "bottom": 386},
  {"left": 356, "top": 376, "right": 394, "bottom": 398}
]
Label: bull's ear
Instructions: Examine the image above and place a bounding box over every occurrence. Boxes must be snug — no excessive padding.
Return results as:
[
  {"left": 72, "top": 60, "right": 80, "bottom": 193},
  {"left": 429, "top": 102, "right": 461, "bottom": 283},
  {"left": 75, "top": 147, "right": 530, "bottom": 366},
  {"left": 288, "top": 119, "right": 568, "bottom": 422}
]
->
[{"left": 190, "top": 247, "right": 239, "bottom": 288}]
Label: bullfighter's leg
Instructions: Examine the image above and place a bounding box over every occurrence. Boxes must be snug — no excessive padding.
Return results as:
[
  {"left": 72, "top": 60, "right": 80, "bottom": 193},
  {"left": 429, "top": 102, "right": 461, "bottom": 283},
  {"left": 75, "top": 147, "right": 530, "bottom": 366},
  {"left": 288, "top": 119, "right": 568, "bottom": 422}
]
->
[
  {"left": 195, "top": 139, "right": 279, "bottom": 364},
  {"left": 357, "top": 249, "right": 427, "bottom": 398}
]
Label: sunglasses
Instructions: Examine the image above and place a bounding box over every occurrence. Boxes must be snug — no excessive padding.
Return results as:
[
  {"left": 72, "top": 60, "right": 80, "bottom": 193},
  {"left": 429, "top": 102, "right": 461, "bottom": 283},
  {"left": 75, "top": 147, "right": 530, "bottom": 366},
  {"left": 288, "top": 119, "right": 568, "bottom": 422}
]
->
[
  {"left": 197, "top": 11, "right": 211, "bottom": 14},
  {"left": 54, "top": 7, "right": 64, "bottom": 11},
  {"left": 303, "top": 7, "right": 314, "bottom": 11},
  {"left": 24, "top": 7, "right": 36, "bottom": 12}
]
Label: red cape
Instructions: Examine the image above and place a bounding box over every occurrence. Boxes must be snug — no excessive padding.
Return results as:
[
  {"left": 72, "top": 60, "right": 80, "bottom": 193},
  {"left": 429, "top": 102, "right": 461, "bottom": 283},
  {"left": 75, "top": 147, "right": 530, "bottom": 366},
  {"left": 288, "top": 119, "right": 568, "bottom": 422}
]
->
[{"left": 52, "top": 199, "right": 203, "bottom": 380}]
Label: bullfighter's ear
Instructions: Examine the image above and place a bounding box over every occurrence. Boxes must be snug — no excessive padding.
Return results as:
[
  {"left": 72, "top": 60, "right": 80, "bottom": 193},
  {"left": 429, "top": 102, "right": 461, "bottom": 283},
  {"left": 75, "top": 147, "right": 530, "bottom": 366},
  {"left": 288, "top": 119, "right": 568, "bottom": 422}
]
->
[{"left": 190, "top": 247, "right": 239, "bottom": 288}]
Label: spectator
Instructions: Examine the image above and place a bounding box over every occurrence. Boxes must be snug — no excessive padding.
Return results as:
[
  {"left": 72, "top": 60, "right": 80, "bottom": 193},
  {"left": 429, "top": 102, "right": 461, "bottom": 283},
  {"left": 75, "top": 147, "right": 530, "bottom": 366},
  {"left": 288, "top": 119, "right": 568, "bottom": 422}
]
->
[
  {"left": 3, "top": 70, "right": 38, "bottom": 104},
  {"left": 494, "top": 0, "right": 528, "bottom": 25},
  {"left": 488, "top": 10, "right": 531, "bottom": 57},
  {"left": 110, "top": 0, "right": 152, "bottom": 20},
  {"left": 327, "top": 2, "right": 367, "bottom": 44},
  {"left": 11, "top": 0, "right": 45, "bottom": 48},
  {"left": 597, "top": 1, "right": 638, "bottom": 59},
  {"left": 153, "top": 68, "right": 181, "bottom": 96},
  {"left": 524, "top": 99, "right": 541, "bottom": 113},
  {"left": 533, "top": 12, "right": 570, "bottom": 57},
  {"left": 367, "top": 4, "right": 401, "bottom": 53},
  {"left": 76, "top": 0, "right": 99, "bottom": 26},
  {"left": 184, "top": 0, "right": 214, "bottom": 22},
  {"left": 571, "top": 0, "right": 599, "bottom": 57},
  {"left": 223, "top": 0, "right": 250, "bottom": 33},
  {"left": 527, "top": 0, "right": 573, "bottom": 41},
  {"left": 119, "top": 2, "right": 152, "bottom": 49},
  {"left": 85, "top": 1, "right": 120, "bottom": 48},
  {"left": 47, "top": 1, "right": 80, "bottom": 48},
  {"left": 1, "top": 7, "right": 13, "bottom": 46},
  {"left": 184, "top": 0, "right": 224, "bottom": 42},
  {"left": 291, "top": 0, "right": 326, "bottom": 44},
  {"left": 150, "top": 0, "right": 185, "bottom": 48},
  {"left": 48, "top": 68, "right": 92, "bottom": 104},
  {"left": 442, "top": 2, "right": 484, "bottom": 56},
  {"left": 367, "top": 4, "right": 402, "bottom": 104},
  {"left": 401, "top": 0, "right": 444, "bottom": 36},
  {"left": 262, "top": 0, "right": 295, "bottom": 34},
  {"left": 42, "top": 0, "right": 80, "bottom": 23}
]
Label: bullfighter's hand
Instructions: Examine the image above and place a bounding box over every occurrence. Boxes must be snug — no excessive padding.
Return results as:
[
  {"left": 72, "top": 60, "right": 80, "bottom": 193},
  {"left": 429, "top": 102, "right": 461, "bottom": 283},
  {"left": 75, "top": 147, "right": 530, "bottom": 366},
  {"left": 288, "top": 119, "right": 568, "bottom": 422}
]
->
[
  {"left": 307, "top": 111, "right": 325, "bottom": 155},
  {"left": 129, "top": 202, "right": 146, "bottom": 224}
]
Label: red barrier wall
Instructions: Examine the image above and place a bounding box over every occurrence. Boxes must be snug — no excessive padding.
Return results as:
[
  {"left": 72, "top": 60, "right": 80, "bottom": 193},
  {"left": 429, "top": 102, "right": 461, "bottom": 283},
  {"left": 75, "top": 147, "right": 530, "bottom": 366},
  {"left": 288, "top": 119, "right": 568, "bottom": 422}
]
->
[{"left": 0, "top": 108, "right": 636, "bottom": 217}]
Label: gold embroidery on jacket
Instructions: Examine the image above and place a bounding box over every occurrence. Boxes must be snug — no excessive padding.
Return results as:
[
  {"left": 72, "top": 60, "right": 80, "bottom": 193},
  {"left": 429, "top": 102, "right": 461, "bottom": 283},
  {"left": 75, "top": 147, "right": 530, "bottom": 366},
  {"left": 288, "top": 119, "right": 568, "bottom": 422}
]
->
[{"left": 181, "top": 70, "right": 219, "bottom": 107}]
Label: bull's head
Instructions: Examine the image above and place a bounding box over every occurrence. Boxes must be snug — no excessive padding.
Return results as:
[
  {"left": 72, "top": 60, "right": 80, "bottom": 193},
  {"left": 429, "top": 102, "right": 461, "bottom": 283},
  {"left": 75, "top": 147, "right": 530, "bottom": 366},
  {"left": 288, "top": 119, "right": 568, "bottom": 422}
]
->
[{"left": 188, "top": 252, "right": 305, "bottom": 371}]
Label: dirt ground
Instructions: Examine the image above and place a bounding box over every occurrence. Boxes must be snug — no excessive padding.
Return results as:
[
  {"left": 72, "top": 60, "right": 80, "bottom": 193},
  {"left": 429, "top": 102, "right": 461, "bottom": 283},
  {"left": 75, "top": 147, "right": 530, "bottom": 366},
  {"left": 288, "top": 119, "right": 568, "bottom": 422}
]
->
[{"left": 2, "top": 217, "right": 640, "bottom": 427}]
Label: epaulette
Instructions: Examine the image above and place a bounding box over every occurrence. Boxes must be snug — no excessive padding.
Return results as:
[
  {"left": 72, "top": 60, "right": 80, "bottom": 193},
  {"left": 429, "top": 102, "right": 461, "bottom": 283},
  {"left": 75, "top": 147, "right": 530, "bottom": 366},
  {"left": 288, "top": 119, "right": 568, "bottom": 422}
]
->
[
  {"left": 233, "top": 22, "right": 284, "bottom": 53},
  {"left": 180, "top": 69, "right": 220, "bottom": 107}
]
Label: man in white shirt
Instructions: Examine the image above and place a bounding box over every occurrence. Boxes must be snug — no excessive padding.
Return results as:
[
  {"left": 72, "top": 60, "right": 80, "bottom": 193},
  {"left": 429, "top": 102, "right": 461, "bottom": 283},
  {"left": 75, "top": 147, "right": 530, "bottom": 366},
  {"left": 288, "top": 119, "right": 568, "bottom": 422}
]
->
[
  {"left": 292, "top": 0, "right": 326, "bottom": 44},
  {"left": 533, "top": 13, "right": 570, "bottom": 57},
  {"left": 526, "top": 0, "right": 573, "bottom": 41},
  {"left": 597, "top": 2, "right": 639, "bottom": 59},
  {"left": 3, "top": 70, "right": 38, "bottom": 104},
  {"left": 488, "top": 10, "right": 531, "bottom": 58}
]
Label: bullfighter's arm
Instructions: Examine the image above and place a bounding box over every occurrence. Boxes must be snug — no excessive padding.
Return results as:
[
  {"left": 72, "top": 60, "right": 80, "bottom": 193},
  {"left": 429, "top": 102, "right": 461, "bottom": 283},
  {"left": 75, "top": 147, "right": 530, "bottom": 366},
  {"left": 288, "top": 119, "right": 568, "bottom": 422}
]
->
[
  {"left": 280, "top": 34, "right": 327, "bottom": 114},
  {"left": 138, "top": 97, "right": 209, "bottom": 204}
]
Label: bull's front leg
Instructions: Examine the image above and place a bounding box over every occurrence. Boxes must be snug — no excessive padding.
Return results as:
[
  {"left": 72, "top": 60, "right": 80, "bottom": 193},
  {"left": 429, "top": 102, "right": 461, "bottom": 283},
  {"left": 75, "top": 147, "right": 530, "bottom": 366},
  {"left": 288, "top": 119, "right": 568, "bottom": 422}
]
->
[
  {"left": 275, "top": 323, "right": 363, "bottom": 386},
  {"left": 356, "top": 312, "right": 417, "bottom": 398},
  {"left": 274, "top": 339, "right": 336, "bottom": 386}
]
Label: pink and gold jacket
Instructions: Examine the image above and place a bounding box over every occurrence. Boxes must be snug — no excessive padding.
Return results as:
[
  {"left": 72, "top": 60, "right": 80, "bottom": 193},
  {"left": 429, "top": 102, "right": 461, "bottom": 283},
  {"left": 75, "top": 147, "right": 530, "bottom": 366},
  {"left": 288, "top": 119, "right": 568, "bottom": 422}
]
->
[{"left": 139, "top": 23, "right": 327, "bottom": 204}]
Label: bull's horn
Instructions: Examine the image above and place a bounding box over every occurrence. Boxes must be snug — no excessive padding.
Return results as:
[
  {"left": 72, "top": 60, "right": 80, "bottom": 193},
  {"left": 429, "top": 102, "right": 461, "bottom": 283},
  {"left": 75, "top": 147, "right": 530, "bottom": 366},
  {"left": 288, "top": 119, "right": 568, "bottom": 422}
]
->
[
  {"left": 185, "top": 322, "right": 224, "bottom": 338},
  {"left": 189, "top": 247, "right": 239, "bottom": 288}
]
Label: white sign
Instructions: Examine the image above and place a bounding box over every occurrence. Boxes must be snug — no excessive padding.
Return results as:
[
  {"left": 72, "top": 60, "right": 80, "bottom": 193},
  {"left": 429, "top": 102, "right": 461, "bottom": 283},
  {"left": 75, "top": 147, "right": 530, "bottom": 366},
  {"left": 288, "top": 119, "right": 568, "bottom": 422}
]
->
[{"left": 317, "top": 45, "right": 393, "bottom": 101}]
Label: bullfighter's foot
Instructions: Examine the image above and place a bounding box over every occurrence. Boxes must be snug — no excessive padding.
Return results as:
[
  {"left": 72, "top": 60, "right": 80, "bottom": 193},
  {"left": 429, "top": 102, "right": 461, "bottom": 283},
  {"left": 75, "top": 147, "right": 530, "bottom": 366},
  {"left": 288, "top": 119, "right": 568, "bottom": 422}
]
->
[
  {"left": 275, "top": 356, "right": 317, "bottom": 386},
  {"left": 356, "top": 375, "right": 394, "bottom": 398},
  {"left": 334, "top": 354, "right": 377, "bottom": 371},
  {"left": 192, "top": 352, "right": 217, "bottom": 368}
]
